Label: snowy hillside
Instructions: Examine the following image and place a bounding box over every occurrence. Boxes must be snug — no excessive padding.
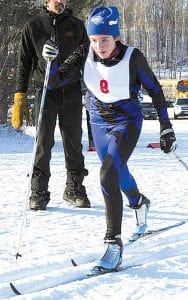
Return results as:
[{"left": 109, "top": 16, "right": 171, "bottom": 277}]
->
[{"left": 0, "top": 114, "right": 188, "bottom": 299}]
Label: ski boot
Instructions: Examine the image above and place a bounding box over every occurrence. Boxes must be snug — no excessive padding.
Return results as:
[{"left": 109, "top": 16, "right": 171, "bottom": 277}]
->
[
  {"left": 129, "top": 194, "right": 150, "bottom": 241},
  {"left": 88, "top": 236, "right": 123, "bottom": 276}
]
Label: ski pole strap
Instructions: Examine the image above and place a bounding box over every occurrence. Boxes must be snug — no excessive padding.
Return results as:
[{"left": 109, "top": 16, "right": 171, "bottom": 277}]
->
[{"left": 160, "top": 128, "right": 174, "bottom": 136}]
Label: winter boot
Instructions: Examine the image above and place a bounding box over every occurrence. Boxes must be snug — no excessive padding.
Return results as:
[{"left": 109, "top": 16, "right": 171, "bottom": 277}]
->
[
  {"left": 88, "top": 236, "right": 123, "bottom": 275},
  {"left": 29, "top": 190, "right": 50, "bottom": 211},
  {"left": 63, "top": 169, "right": 90, "bottom": 208},
  {"left": 63, "top": 184, "right": 90, "bottom": 208},
  {"left": 129, "top": 194, "right": 150, "bottom": 240}
]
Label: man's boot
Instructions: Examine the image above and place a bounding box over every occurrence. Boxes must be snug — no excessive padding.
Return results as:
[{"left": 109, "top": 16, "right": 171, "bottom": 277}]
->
[
  {"left": 63, "top": 168, "right": 90, "bottom": 208},
  {"left": 29, "top": 190, "right": 50, "bottom": 210}
]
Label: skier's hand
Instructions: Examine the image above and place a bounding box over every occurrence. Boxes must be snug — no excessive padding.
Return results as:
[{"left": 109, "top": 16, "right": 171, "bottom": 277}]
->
[
  {"left": 47, "top": 64, "right": 81, "bottom": 90},
  {"left": 160, "top": 121, "right": 176, "bottom": 154},
  {"left": 48, "top": 70, "right": 62, "bottom": 90},
  {"left": 42, "top": 40, "right": 59, "bottom": 61},
  {"left": 11, "top": 92, "right": 30, "bottom": 129}
]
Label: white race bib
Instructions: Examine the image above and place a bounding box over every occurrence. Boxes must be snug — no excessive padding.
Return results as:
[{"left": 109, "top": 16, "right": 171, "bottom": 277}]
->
[{"left": 84, "top": 45, "right": 134, "bottom": 103}]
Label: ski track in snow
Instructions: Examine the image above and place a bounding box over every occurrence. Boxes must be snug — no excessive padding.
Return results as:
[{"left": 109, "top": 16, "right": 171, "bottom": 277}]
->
[
  {"left": 0, "top": 116, "right": 188, "bottom": 300},
  {"left": 1, "top": 224, "right": 188, "bottom": 299}
]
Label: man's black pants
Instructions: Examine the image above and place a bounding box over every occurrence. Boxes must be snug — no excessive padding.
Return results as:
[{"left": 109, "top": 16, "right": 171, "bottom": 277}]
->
[{"left": 31, "top": 86, "right": 85, "bottom": 191}]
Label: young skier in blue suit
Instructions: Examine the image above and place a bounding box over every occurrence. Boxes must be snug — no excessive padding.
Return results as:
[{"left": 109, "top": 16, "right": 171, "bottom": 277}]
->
[{"left": 47, "top": 6, "right": 177, "bottom": 274}]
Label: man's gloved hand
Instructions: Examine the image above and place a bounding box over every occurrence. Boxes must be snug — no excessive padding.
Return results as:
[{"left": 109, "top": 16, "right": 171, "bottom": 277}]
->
[
  {"left": 42, "top": 40, "right": 59, "bottom": 61},
  {"left": 160, "top": 121, "right": 177, "bottom": 154},
  {"left": 11, "top": 92, "right": 30, "bottom": 129}
]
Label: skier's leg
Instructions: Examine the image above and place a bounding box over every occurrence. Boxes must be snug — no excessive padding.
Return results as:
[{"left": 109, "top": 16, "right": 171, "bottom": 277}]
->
[
  {"left": 117, "top": 123, "right": 150, "bottom": 235},
  {"left": 88, "top": 122, "right": 123, "bottom": 270}
]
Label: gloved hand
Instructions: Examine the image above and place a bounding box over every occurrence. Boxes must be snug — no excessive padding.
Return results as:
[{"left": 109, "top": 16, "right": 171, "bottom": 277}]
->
[
  {"left": 47, "top": 62, "right": 63, "bottom": 90},
  {"left": 47, "top": 64, "right": 81, "bottom": 90},
  {"left": 160, "top": 121, "right": 177, "bottom": 154},
  {"left": 11, "top": 92, "right": 30, "bottom": 129},
  {"left": 42, "top": 40, "right": 59, "bottom": 61}
]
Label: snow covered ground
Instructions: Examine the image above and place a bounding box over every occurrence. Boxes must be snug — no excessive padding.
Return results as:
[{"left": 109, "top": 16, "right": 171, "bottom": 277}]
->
[{"left": 0, "top": 113, "right": 188, "bottom": 299}]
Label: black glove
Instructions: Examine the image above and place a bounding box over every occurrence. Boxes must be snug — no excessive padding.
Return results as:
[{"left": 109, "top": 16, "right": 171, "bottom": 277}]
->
[
  {"left": 47, "top": 65, "right": 81, "bottom": 90},
  {"left": 58, "top": 63, "right": 82, "bottom": 83},
  {"left": 48, "top": 69, "right": 62, "bottom": 90},
  {"left": 160, "top": 121, "right": 176, "bottom": 154}
]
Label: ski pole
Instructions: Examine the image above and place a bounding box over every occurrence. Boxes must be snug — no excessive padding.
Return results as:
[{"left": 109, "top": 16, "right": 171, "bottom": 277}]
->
[
  {"left": 15, "top": 58, "right": 52, "bottom": 259},
  {"left": 172, "top": 151, "right": 188, "bottom": 171}
]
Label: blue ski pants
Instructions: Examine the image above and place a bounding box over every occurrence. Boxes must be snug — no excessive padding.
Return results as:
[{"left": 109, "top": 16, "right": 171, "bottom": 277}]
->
[{"left": 87, "top": 96, "right": 143, "bottom": 238}]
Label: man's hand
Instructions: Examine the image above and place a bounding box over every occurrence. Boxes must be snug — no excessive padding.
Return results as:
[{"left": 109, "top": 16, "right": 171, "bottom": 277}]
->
[
  {"left": 42, "top": 40, "right": 59, "bottom": 61},
  {"left": 160, "top": 121, "right": 177, "bottom": 154},
  {"left": 11, "top": 92, "right": 29, "bottom": 129}
]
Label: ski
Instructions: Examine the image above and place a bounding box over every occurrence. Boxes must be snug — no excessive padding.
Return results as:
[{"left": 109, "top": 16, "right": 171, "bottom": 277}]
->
[
  {"left": 9, "top": 220, "right": 185, "bottom": 296},
  {"left": 86, "top": 263, "right": 142, "bottom": 277},
  {"left": 9, "top": 276, "right": 86, "bottom": 296},
  {"left": 128, "top": 220, "right": 185, "bottom": 242},
  {"left": 9, "top": 266, "right": 90, "bottom": 296},
  {"left": 9, "top": 263, "right": 141, "bottom": 296},
  {"left": 71, "top": 220, "right": 186, "bottom": 268},
  {"left": 9, "top": 282, "right": 21, "bottom": 296}
]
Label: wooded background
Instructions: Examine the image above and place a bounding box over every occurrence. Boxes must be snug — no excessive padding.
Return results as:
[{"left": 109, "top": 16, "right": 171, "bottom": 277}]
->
[{"left": 0, "top": 0, "right": 187, "bottom": 123}]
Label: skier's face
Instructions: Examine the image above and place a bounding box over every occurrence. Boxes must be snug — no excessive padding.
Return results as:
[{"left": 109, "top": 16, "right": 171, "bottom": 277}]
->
[
  {"left": 89, "top": 35, "right": 118, "bottom": 59},
  {"left": 47, "top": 0, "right": 66, "bottom": 14}
]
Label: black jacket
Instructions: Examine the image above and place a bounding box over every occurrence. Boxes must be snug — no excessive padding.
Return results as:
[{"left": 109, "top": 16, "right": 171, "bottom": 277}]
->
[{"left": 16, "top": 8, "right": 89, "bottom": 92}]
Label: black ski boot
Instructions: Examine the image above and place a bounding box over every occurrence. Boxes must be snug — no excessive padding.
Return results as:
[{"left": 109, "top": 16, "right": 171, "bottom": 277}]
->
[
  {"left": 29, "top": 190, "right": 50, "bottom": 210},
  {"left": 63, "top": 169, "right": 90, "bottom": 208}
]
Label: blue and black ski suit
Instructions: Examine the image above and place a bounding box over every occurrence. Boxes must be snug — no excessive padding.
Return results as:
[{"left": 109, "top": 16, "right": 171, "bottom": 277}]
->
[{"left": 55, "top": 41, "right": 172, "bottom": 239}]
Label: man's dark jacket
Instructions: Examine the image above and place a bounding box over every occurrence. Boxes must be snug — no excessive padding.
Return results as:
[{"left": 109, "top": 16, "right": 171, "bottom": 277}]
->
[{"left": 16, "top": 8, "right": 88, "bottom": 92}]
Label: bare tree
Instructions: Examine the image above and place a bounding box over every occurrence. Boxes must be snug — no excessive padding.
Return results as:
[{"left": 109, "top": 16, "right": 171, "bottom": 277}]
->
[{"left": 0, "top": 1, "right": 38, "bottom": 124}]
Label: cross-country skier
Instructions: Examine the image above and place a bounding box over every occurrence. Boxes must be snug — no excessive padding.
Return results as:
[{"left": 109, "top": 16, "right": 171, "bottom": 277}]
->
[{"left": 47, "top": 6, "right": 177, "bottom": 274}]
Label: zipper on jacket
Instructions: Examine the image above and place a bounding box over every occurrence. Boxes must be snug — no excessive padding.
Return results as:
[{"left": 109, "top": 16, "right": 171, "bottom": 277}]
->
[
  {"left": 51, "top": 17, "right": 64, "bottom": 91},
  {"left": 51, "top": 18, "right": 56, "bottom": 42},
  {"left": 51, "top": 17, "right": 62, "bottom": 64}
]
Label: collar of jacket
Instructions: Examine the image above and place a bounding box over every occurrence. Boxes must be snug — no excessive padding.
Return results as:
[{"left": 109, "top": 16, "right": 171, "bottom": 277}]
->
[{"left": 42, "top": 8, "right": 72, "bottom": 21}]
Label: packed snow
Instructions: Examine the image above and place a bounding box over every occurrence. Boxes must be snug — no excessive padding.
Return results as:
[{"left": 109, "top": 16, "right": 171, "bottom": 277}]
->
[{"left": 0, "top": 111, "right": 188, "bottom": 299}]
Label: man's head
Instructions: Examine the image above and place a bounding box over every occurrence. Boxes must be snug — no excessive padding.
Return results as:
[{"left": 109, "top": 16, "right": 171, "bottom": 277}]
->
[{"left": 44, "top": 0, "right": 67, "bottom": 14}]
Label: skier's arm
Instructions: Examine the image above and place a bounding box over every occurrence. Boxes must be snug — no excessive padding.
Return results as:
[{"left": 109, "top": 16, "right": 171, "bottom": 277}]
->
[
  {"left": 58, "top": 42, "right": 89, "bottom": 74},
  {"left": 47, "top": 42, "right": 89, "bottom": 89},
  {"left": 133, "top": 49, "right": 176, "bottom": 153},
  {"left": 133, "top": 49, "right": 168, "bottom": 122}
]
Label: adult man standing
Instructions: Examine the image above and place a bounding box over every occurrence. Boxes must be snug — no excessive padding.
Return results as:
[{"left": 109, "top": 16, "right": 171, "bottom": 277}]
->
[{"left": 11, "top": 0, "right": 90, "bottom": 210}]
